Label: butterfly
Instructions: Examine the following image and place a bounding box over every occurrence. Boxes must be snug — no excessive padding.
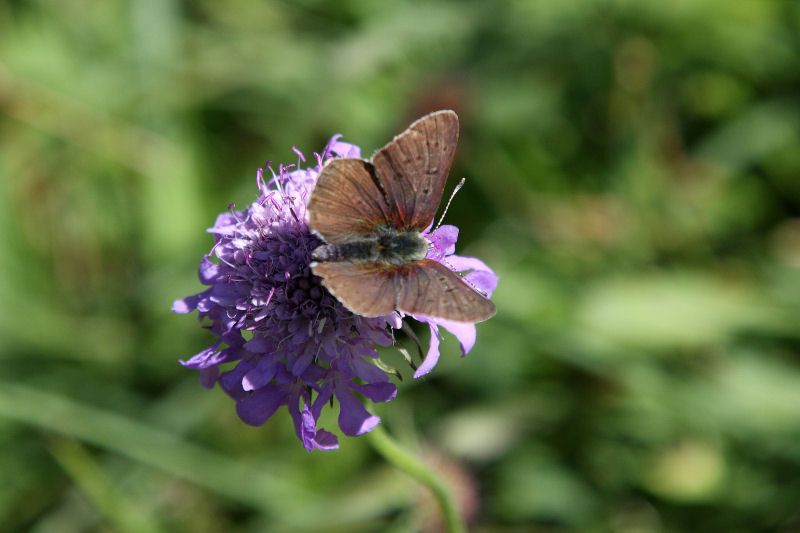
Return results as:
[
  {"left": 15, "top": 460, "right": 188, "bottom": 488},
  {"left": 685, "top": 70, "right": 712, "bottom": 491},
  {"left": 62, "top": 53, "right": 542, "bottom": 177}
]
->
[{"left": 307, "top": 110, "right": 496, "bottom": 322}]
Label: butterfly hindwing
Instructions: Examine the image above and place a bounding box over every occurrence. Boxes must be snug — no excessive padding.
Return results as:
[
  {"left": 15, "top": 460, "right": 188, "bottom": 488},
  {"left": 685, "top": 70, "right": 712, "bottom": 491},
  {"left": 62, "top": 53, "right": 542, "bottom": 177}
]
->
[
  {"left": 311, "top": 261, "right": 399, "bottom": 317},
  {"left": 371, "top": 110, "right": 459, "bottom": 230},
  {"left": 397, "top": 259, "right": 496, "bottom": 322}
]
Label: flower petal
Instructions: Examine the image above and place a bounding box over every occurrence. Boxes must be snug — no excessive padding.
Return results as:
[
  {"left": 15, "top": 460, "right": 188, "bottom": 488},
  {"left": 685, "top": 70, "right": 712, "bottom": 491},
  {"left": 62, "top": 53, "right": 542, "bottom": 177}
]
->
[
  {"left": 437, "top": 318, "right": 477, "bottom": 356},
  {"left": 327, "top": 134, "right": 362, "bottom": 159},
  {"left": 427, "top": 225, "right": 459, "bottom": 259},
  {"left": 355, "top": 382, "right": 397, "bottom": 403},
  {"left": 312, "top": 429, "right": 340, "bottom": 450},
  {"left": 242, "top": 356, "right": 280, "bottom": 391},
  {"left": 414, "top": 321, "right": 441, "bottom": 378},
  {"left": 352, "top": 356, "right": 393, "bottom": 383},
  {"left": 336, "top": 382, "right": 381, "bottom": 436},
  {"left": 445, "top": 254, "right": 498, "bottom": 297},
  {"left": 172, "top": 293, "right": 201, "bottom": 314},
  {"left": 244, "top": 336, "right": 272, "bottom": 354},
  {"left": 180, "top": 342, "right": 223, "bottom": 369},
  {"left": 292, "top": 401, "right": 340, "bottom": 451},
  {"left": 198, "top": 256, "right": 222, "bottom": 284},
  {"left": 208, "top": 212, "right": 240, "bottom": 237},
  {"left": 445, "top": 254, "right": 491, "bottom": 273},
  {"left": 299, "top": 402, "right": 319, "bottom": 451},
  {"left": 198, "top": 367, "right": 219, "bottom": 389},
  {"left": 218, "top": 360, "right": 252, "bottom": 400},
  {"left": 464, "top": 269, "right": 498, "bottom": 298},
  {"left": 236, "top": 386, "right": 285, "bottom": 426}
]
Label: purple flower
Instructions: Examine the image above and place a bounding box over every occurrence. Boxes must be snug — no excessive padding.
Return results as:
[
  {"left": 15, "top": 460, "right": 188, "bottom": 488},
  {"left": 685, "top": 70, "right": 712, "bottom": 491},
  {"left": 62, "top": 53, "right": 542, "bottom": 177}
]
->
[{"left": 173, "top": 135, "right": 498, "bottom": 451}]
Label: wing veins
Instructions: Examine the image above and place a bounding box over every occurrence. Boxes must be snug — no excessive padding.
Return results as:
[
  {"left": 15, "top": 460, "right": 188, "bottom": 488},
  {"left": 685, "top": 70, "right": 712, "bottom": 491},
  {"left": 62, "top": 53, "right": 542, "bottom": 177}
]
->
[
  {"left": 364, "top": 162, "right": 392, "bottom": 214},
  {"left": 345, "top": 167, "right": 391, "bottom": 227},
  {"left": 383, "top": 143, "right": 419, "bottom": 228}
]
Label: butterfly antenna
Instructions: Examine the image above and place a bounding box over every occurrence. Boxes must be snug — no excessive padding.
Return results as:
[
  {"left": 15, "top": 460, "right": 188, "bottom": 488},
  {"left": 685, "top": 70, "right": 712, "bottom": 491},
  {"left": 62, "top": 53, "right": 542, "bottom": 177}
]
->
[
  {"left": 440, "top": 256, "right": 490, "bottom": 298},
  {"left": 434, "top": 178, "right": 466, "bottom": 231}
]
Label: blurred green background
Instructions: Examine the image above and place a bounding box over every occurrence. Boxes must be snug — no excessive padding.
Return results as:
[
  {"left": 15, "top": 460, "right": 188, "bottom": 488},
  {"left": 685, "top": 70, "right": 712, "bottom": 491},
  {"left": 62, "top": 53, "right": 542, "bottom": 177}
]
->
[{"left": 1, "top": 1, "right": 800, "bottom": 531}]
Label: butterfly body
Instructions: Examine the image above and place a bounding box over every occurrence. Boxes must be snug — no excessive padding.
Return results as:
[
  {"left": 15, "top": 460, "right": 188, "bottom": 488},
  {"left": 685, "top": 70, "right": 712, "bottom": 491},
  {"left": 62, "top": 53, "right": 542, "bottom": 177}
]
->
[
  {"left": 307, "top": 110, "right": 495, "bottom": 322},
  {"left": 311, "top": 225, "right": 428, "bottom": 266}
]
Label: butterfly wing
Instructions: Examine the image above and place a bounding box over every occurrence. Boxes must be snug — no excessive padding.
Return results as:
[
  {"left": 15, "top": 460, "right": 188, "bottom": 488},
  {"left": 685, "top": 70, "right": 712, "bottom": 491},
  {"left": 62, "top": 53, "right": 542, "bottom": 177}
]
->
[
  {"left": 397, "top": 259, "right": 496, "bottom": 322},
  {"left": 371, "top": 110, "right": 459, "bottom": 230},
  {"left": 311, "top": 262, "right": 399, "bottom": 317},
  {"left": 309, "top": 111, "right": 490, "bottom": 322},
  {"left": 308, "top": 158, "right": 393, "bottom": 244}
]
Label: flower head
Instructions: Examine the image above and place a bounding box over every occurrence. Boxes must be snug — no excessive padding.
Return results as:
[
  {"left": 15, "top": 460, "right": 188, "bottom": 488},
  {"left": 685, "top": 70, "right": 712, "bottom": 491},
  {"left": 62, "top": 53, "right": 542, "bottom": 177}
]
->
[{"left": 173, "top": 135, "right": 497, "bottom": 451}]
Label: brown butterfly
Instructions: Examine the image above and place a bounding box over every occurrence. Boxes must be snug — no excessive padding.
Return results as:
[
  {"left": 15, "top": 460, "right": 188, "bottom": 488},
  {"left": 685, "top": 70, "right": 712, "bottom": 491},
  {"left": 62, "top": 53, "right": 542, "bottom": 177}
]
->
[{"left": 307, "top": 110, "right": 496, "bottom": 322}]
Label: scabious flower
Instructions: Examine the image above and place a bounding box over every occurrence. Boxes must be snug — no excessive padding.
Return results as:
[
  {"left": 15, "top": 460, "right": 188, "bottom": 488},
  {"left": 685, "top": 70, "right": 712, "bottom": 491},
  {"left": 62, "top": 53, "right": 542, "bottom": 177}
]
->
[{"left": 173, "top": 135, "right": 498, "bottom": 451}]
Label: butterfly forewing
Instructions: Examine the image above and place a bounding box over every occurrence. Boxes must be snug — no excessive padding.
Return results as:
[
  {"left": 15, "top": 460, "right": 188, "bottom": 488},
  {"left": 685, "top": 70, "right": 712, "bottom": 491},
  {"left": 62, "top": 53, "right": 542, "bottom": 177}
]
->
[
  {"left": 308, "top": 158, "right": 392, "bottom": 244},
  {"left": 397, "top": 259, "right": 496, "bottom": 322},
  {"left": 371, "top": 110, "right": 459, "bottom": 230},
  {"left": 312, "top": 262, "right": 399, "bottom": 317}
]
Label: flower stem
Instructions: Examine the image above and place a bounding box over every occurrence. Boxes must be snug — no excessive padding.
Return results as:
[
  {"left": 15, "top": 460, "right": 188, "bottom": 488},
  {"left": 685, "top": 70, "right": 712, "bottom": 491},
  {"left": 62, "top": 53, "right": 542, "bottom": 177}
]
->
[{"left": 366, "top": 425, "right": 466, "bottom": 533}]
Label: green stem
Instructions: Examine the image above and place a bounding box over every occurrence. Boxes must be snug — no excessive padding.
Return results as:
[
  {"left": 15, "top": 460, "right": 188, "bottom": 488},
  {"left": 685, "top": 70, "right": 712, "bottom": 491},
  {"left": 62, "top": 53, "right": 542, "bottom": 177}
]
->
[{"left": 366, "top": 425, "right": 466, "bottom": 533}]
